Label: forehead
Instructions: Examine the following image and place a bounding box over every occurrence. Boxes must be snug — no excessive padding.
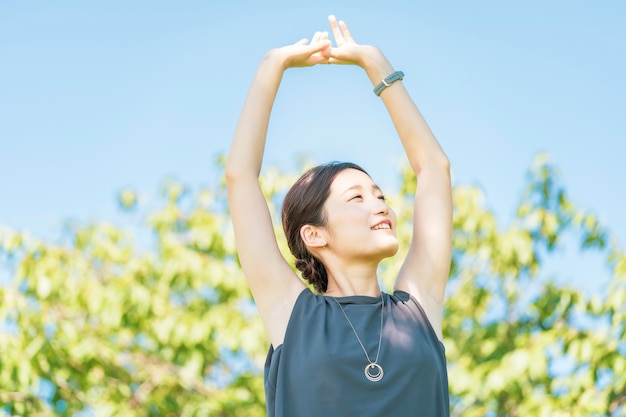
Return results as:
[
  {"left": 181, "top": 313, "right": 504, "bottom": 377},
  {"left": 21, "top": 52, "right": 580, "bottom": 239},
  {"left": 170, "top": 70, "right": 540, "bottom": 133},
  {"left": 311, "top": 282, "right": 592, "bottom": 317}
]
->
[{"left": 329, "top": 168, "right": 378, "bottom": 194}]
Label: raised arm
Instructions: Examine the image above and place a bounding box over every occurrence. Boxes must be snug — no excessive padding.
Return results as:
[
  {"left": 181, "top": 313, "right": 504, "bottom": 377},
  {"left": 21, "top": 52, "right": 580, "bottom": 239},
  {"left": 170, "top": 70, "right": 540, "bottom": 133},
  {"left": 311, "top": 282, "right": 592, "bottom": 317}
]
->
[
  {"left": 225, "top": 33, "right": 331, "bottom": 347},
  {"left": 328, "top": 16, "right": 452, "bottom": 338}
]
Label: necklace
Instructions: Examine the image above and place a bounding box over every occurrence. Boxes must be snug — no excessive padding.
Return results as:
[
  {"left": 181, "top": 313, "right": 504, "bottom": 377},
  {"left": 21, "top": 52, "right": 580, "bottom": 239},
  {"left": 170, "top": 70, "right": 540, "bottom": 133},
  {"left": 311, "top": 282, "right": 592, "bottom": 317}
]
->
[{"left": 333, "top": 292, "right": 385, "bottom": 382}]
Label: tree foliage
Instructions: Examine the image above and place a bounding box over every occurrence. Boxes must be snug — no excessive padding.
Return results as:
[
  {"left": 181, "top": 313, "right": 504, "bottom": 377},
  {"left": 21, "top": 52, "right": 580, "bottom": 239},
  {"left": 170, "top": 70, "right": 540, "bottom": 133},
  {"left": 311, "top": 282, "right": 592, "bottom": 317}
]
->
[{"left": 1, "top": 155, "right": 624, "bottom": 416}]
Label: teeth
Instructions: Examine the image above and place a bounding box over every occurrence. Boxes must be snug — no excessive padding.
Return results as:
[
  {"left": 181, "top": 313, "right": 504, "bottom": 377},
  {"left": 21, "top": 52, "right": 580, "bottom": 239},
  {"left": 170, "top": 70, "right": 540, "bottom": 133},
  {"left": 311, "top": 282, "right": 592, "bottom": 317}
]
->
[{"left": 372, "top": 223, "right": 391, "bottom": 230}]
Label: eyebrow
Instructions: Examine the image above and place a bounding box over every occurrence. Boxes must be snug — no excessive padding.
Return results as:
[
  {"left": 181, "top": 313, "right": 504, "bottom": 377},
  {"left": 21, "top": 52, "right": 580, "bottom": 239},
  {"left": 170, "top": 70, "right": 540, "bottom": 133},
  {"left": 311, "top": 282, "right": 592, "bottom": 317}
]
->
[{"left": 341, "top": 184, "right": 383, "bottom": 196}]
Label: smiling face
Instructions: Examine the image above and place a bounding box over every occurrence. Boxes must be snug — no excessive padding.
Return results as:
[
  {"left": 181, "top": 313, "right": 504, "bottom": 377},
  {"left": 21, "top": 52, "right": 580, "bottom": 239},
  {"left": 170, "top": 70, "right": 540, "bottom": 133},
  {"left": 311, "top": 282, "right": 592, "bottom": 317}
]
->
[{"left": 321, "top": 168, "right": 399, "bottom": 262}]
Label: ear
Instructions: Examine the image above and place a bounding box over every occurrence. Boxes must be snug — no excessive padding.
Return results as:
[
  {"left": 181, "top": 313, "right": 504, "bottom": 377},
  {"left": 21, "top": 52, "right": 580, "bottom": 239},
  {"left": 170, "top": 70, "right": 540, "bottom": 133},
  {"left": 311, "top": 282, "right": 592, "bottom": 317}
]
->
[{"left": 300, "top": 224, "right": 327, "bottom": 249}]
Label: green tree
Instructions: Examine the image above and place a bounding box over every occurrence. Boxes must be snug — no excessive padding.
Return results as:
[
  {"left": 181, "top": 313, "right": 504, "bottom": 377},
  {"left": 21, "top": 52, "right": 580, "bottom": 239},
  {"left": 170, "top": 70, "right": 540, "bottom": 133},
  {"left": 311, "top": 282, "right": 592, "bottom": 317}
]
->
[
  {"left": 0, "top": 178, "right": 268, "bottom": 416},
  {"left": 0, "top": 155, "right": 624, "bottom": 416}
]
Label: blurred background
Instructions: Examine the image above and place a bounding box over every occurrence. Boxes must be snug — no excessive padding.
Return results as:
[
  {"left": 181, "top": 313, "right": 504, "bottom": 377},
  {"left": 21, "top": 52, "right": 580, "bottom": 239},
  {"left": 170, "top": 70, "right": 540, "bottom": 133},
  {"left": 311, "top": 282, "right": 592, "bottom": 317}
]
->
[{"left": 1, "top": 1, "right": 625, "bottom": 416}]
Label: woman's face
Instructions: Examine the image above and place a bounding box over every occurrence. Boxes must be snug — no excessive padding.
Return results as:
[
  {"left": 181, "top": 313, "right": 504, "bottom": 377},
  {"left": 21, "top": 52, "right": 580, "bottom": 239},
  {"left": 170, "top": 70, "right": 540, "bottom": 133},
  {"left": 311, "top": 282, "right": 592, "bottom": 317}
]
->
[{"left": 322, "top": 168, "right": 399, "bottom": 261}]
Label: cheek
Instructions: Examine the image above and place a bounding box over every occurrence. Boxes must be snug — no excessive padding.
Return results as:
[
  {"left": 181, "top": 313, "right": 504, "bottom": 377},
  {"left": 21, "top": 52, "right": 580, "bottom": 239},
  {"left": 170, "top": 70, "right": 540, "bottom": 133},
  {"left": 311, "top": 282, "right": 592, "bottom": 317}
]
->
[
  {"left": 390, "top": 208, "right": 398, "bottom": 224},
  {"left": 327, "top": 208, "right": 365, "bottom": 236}
]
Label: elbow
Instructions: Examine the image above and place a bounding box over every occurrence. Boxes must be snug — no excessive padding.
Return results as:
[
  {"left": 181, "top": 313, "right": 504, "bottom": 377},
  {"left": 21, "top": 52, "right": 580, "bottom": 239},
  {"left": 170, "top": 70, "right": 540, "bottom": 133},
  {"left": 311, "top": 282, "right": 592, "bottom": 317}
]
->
[
  {"left": 224, "top": 163, "right": 245, "bottom": 186},
  {"left": 439, "top": 153, "right": 451, "bottom": 176},
  {"left": 224, "top": 157, "right": 259, "bottom": 186},
  {"left": 439, "top": 156, "right": 451, "bottom": 184},
  {"left": 224, "top": 157, "right": 237, "bottom": 184},
  {"left": 432, "top": 150, "right": 450, "bottom": 169},
  {"left": 224, "top": 155, "right": 243, "bottom": 186},
  {"left": 429, "top": 145, "right": 451, "bottom": 176},
  {"left": 418, "top": 151, "right": 450, "bottom": 177},
  {"left": 224, "top": 168, "right": 237, "bottom": 187}
]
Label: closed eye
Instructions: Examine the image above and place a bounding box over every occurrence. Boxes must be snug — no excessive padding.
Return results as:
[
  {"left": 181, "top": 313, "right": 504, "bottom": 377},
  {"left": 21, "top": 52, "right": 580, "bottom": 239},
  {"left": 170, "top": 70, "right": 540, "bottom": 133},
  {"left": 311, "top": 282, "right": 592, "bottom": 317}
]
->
[
  {"left": 349, "top": 194, "right": 363, "bottom": 201},
  {"left": 378, "top": 195, "right": 386, "bottom": 201}
]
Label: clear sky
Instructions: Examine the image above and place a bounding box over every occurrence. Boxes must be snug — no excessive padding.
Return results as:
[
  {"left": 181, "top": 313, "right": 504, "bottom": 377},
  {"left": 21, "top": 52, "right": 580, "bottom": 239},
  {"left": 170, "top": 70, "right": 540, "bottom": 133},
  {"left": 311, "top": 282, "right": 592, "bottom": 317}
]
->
[{"left": 1, "top": 1, "right": 624, "bottom": 291}]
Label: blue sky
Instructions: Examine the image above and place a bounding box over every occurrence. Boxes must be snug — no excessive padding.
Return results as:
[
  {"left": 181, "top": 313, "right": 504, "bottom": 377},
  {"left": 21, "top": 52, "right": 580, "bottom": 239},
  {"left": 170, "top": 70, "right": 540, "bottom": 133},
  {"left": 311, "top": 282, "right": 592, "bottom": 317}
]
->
[{"left": 1, "top": 1, "right": 624, "bottom": 291}]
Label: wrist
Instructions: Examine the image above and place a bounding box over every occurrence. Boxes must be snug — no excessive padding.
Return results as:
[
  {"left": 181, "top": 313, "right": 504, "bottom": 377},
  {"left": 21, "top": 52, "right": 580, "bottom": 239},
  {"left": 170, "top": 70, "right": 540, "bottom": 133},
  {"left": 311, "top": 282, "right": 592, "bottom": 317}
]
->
[
  {"left": 262, "top": 48, "right": 290, "bottom": 72},
  {"left": 359, "top": 46, "right": 395, "bottom": 86},
  {"left": 373, "top": 71, "right": 404, "bottom": 96}
]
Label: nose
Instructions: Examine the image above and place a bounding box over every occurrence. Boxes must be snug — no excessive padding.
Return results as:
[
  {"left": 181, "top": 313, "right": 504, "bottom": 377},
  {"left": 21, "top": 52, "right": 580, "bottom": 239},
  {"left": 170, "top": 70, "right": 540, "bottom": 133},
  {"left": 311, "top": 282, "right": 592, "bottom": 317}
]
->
[{"left": 373, "top": 198, "right": 390, "bottom": 215}]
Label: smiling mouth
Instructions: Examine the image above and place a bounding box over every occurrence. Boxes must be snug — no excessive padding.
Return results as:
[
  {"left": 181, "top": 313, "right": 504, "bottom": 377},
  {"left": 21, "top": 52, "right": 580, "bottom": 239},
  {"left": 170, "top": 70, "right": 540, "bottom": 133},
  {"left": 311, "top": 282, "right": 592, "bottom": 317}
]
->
[{"left": 371, "top": 223, "right": 392, "bottom": 230}]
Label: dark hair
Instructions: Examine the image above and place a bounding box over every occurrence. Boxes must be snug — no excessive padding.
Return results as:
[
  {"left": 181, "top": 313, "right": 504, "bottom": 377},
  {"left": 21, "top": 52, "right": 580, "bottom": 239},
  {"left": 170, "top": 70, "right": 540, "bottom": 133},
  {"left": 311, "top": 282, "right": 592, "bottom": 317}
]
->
[{"left": 281, "top": 161, "right": 369, "bottom": 293}]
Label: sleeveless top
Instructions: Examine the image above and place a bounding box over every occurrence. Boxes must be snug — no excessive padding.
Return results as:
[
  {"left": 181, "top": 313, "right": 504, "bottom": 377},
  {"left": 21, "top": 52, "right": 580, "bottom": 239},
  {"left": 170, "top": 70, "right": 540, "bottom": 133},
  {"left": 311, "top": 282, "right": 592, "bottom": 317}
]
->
[{"left": 264, "top": 288, "right": 450, "bottom": 417}]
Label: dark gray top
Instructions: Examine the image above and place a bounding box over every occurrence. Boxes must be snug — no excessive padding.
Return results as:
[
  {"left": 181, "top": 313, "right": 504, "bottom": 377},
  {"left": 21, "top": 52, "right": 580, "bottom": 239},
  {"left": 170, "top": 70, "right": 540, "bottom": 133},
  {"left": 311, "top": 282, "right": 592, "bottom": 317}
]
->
[{"left": 264, "top": 288, "right": 450, "bottom": 417}]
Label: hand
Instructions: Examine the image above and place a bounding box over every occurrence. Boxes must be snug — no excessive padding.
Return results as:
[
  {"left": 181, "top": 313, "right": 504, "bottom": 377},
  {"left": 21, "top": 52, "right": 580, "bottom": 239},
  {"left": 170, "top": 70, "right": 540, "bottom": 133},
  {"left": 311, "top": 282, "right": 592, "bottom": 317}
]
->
[
  {"left": 327, "top": 15, "right": 380, "bottom": 67},
  {"left": 276, "top": 31, "right": 332, "bottom": 69}
]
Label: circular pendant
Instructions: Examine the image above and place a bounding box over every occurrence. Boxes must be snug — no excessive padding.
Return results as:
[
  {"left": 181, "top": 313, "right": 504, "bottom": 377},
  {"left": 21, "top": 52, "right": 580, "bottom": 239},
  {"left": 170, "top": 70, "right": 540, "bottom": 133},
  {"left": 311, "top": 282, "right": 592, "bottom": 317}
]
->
[{"left": 364, "top": 363, "right": 384, "bottom": 382}]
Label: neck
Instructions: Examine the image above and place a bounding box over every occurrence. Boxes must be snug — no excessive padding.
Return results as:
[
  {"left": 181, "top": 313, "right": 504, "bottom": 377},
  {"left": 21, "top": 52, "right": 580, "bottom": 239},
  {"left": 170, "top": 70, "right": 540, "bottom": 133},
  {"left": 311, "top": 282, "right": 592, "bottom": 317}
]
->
[{"left": 324, "top": 262, "right": 381, "bottom": 297}]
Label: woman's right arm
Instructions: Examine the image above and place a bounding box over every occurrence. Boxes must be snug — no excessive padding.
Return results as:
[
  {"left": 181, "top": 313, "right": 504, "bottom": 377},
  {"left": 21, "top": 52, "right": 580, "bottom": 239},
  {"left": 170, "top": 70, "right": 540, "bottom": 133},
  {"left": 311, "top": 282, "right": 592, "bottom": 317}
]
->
[{"left": 225, "top": 34, "right": 331, "bottom": 347}]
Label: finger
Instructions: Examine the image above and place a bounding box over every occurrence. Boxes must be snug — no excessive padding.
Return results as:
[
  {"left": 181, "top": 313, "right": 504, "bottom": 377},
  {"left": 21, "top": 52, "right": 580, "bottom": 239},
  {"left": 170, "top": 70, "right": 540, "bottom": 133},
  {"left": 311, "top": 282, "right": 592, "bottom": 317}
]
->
[
  {"left": 338, "top": 20, "right": 355, "bottom": 43},
  {"left": 310, "top": 32, "right": 330, "bottom": 50},
  {"left": 328, "top": 15, "right": 344, "bottom": 45},
  {"left": 295, "top": 38, "right": 308, "bottom": 46},
  {"left": 311, "top": 39, "right": 332, "bottom": 53},
  {"left": 306, "top": 39, "right": 332, "bottom": 61},
  {"left": 319, "top": 31, "right": 331, "bottom": 57}
]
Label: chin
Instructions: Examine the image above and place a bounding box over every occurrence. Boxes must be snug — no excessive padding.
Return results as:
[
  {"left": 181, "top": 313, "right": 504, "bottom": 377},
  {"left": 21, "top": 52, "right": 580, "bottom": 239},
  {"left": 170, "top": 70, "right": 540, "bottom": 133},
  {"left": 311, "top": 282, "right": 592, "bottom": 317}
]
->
[
  {"left": 384, "top": 245, "right": 400, "bottom": 258},
  {"left": 379, "top": 240, "right": 400, "bottom": 258}
]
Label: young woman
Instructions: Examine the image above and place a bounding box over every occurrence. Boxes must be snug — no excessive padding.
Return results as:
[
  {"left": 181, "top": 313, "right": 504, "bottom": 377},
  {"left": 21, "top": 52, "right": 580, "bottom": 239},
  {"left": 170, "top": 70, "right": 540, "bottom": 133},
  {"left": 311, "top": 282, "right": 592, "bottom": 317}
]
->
[{"left": 226, "top": 15, "right": 452, "bottom": 417}]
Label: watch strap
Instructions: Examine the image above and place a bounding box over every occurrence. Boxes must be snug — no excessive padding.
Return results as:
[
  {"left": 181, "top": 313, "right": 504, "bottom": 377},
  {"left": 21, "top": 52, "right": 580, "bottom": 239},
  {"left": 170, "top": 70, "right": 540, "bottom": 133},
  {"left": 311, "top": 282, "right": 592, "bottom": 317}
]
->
[{"left": 373, "top": 71, "right": 405, "bottom": 96}]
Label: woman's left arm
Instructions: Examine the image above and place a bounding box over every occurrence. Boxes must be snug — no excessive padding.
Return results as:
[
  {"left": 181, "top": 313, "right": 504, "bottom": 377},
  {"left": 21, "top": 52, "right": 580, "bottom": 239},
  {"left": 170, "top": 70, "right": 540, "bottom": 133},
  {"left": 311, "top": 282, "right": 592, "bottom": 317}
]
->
[{"left": 328, "top": 16, "right": 452, "bottom": 337}]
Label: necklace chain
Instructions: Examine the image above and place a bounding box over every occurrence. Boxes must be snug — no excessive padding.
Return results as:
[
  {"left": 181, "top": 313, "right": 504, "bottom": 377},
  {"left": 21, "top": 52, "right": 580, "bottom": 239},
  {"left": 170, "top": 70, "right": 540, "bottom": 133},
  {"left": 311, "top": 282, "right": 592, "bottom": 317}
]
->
[{"left": 332, "top": 292, "right": 385, "bottom": 381}]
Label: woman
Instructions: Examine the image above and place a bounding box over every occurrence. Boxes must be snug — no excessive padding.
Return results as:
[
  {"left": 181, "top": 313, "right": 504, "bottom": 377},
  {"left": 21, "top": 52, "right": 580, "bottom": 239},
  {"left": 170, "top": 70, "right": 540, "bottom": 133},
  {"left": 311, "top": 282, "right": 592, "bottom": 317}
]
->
[{"left": 226, "top": 15, "right": 452, "bottom": 417}]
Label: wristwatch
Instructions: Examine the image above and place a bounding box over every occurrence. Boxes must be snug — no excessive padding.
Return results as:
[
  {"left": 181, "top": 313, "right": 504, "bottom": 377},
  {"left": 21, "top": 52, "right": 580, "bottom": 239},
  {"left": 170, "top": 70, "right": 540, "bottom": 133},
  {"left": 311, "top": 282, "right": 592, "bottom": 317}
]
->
[{"left": 373, "top": 71, "right": 405, "bottom": 96}]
